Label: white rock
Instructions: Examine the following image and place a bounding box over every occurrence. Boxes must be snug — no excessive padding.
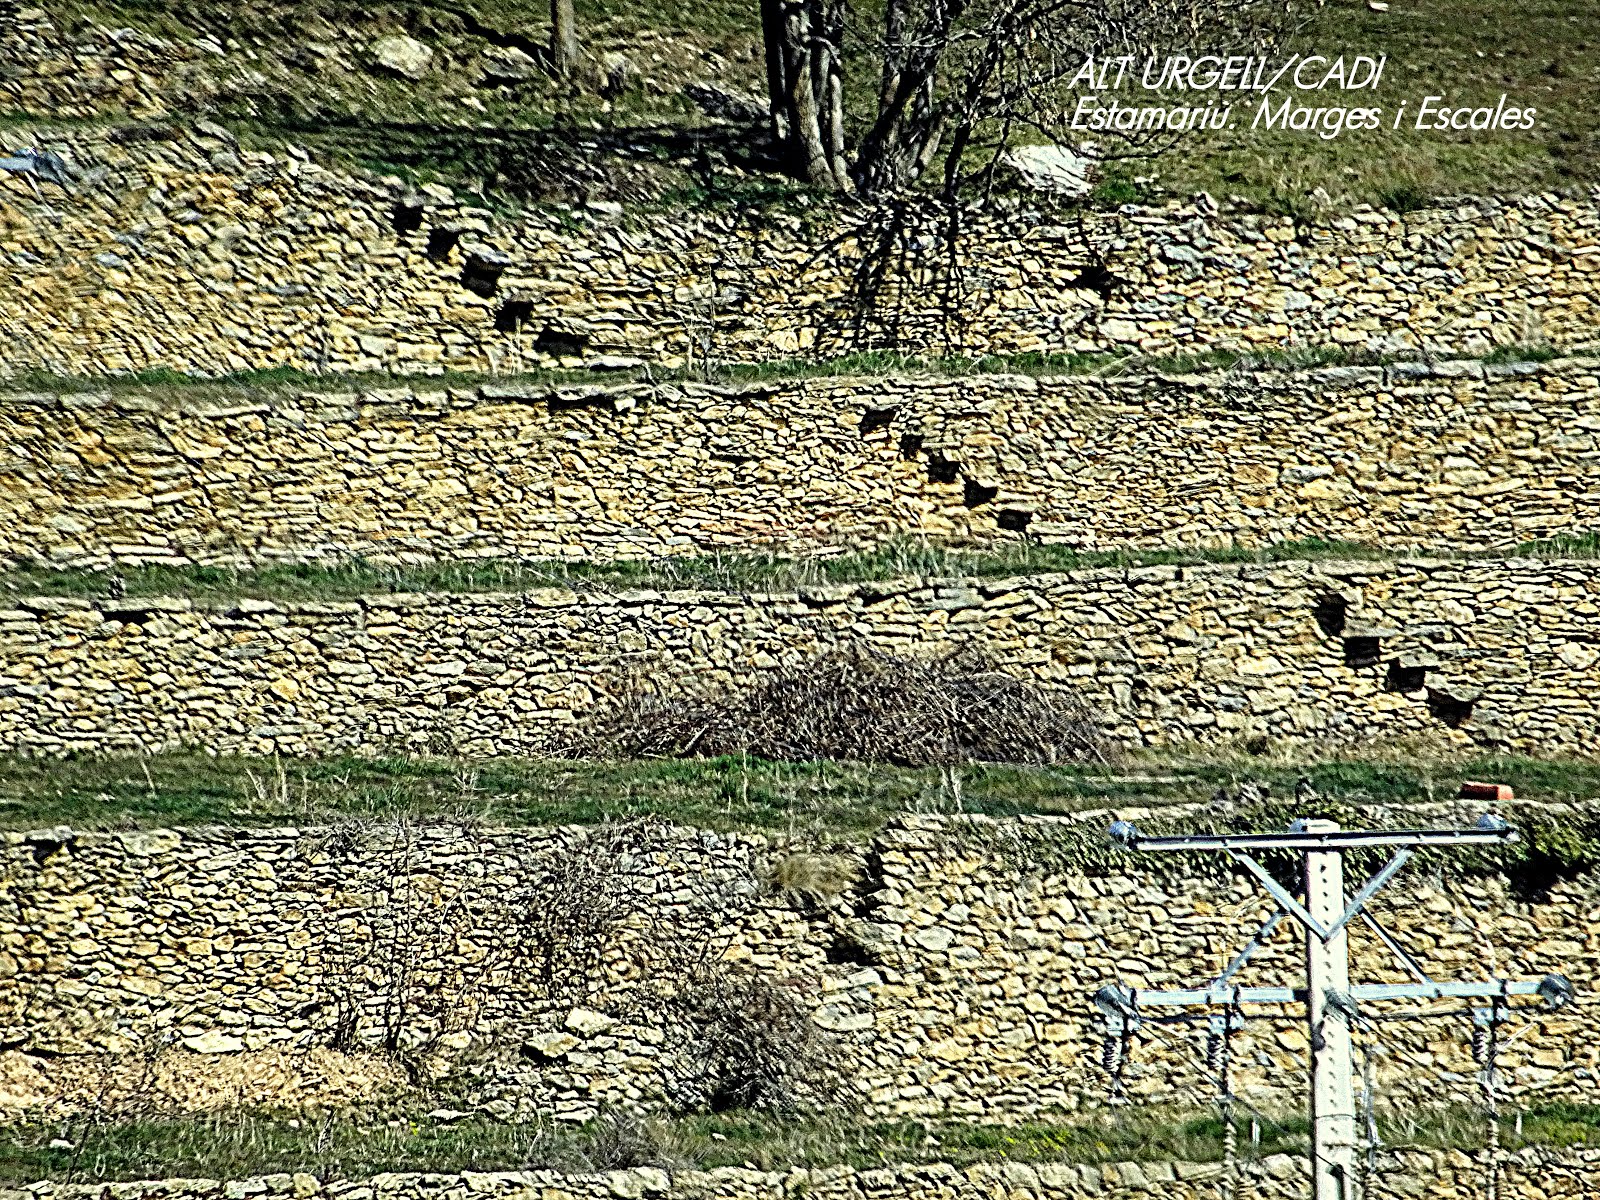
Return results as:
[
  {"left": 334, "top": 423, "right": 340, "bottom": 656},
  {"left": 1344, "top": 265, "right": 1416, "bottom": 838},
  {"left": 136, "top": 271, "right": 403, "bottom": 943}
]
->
[
  {"left": 564, "top": 1007, "right": 616, "bottom": 1035},
  {"left": 182, "top": 1030, "right": 245, "bottom": 1054},
  {"left": 524, "top": 1030, "right": 581, "bottom": 1059},
  {"left": 481, "top": 45, "right": 539, "bottom": 83},
  {"left": 372, "top": 35, "right": 433, "bottom": 80},
  {"left": 1004, "top": 144, "right": 1096, "bottom": 196}
]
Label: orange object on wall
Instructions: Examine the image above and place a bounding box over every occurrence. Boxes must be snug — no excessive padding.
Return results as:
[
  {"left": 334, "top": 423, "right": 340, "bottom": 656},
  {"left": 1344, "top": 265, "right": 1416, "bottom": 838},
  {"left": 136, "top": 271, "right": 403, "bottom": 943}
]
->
[{"left": 1459, "top": 781, "right": 1515, "bottom": 802}]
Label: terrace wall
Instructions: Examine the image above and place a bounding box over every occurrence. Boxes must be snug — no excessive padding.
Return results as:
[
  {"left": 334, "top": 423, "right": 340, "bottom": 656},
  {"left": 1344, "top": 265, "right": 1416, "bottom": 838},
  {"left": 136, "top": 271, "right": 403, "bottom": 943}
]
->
[
  {"left": 1, "top": 559, "right": 1597, "bottom": 756},
  {"left": 4, "top": 813, "right": 1597, "bottom": 1123},
  {"left": 3, "top": 358, "right": 1598, "bottom": 569}
]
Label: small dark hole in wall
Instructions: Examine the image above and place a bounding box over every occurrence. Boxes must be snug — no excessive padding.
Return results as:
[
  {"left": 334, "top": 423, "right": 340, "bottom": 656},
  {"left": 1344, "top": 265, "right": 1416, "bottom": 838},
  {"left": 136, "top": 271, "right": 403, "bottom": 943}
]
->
[
  {"left": 859, "top": 407, "right": 897, "bottom": 435},
  {"left": 825, "top": 935, "right": 880, "bottom": 967},
  {"left": 899, "top": 433, "right": 924, "bottom": 459},
  {"left": 963, "top": 479, "right": 999, "bottom": 508},
  {"left": 996, "top": 508, "right": 1033, "bottom": 532},
  {"left": 461, "top": 251, "right": 509, "bottom": 297},
  {"left": 1385, "top": 662, "right": 1428, "bottom": 692},
  {"left": 427, "top": 226, "right": 461, "bottom": 261},
  {"left": 548, "top": 392, "right": 611, "bottom": 412},
  {"left": 29, "top": 836, "right": 68, "bottom": 865},
  {"left": 1068, "top": 262, "right": 1117, "bottom": 297},
  {"left": 1343, "top": 636, "right": 1382, "bottom": 668},
  {"left": 927, "top": 456, "right": 960, "bottom": 484},
  {"left": 494, "top": 299, "right": 536, "bottom": 332},
  {"left": 1426, "top": 689, "right": 1476, "bottom": 728},
  {"left": 534, "top": 326, "right": 589, "bottom": 356},
  {"left": 1313, "top": 594, "right": 1349, "bottom": 637},
  {"left": 104, "top": 608, "right": 152, "bottom": 627},
  {"left": 392, "top": 202, "right": 424, "bottom": 235}
]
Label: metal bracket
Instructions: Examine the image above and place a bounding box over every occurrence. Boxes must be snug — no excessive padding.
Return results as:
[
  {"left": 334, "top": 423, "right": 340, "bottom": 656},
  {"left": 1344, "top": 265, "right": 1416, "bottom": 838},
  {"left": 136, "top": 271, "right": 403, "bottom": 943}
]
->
[
  {"left": 1323, "top": 848, "right": 1413, "bottom": 941},
  {"left": 1210, "top": 909, "right": 1286, "bottom": 990},
  {"left": 1228, "top": 846, "right": 1415, "bottom": 943},
  {"left": 1228, "top": 850, "right": 1331, "bottom": 939},
  {"left": 1360, "top": 909, "right": 1432, "bottom": 984}
]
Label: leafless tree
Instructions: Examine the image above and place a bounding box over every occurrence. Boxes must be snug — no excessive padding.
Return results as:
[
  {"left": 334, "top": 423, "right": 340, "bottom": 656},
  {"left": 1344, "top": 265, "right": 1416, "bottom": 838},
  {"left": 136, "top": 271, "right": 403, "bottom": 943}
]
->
[
  {"left": 501, "top": 821, "right": 658, "bottom": 1009},
  {"left": 761, "top": 0, "right": 1306, "bottom": 198},
  {"left": 303, "top": 816, "right": 838, "bottom": 1109}
]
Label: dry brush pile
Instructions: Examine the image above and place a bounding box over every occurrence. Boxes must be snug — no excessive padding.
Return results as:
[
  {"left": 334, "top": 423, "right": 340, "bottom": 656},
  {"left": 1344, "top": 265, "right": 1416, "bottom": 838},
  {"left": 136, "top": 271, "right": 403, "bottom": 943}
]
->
[{"left": 580, "top": 644, "right": 1106, "bottom": 768}]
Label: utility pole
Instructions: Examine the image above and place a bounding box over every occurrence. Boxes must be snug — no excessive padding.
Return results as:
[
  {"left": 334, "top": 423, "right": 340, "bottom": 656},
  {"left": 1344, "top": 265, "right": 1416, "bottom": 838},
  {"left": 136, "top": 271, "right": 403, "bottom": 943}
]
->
[
  {"left": 1094, "top": 815, "right": 1576, "bottom": 1200},
  {"left": 1303, "top": 819, "right": 1355, "bottom": 1197}
]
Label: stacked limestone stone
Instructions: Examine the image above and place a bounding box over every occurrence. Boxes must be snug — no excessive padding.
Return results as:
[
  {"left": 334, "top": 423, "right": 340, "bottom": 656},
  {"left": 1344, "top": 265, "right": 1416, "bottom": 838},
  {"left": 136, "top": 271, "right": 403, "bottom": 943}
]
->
[
  {"left": 4, "top": 8, "right": 1600, "bottom": 1194},
  {"left": 2, "top": 558, "right": 1597, "bottom": 755},
  {"left": 2, "top": 357, "right": 1596, "bottom": 569},
  {"left": 5, "top": 1153, "right": 1600, "bottom": 1200},
  {"left": 1, "top": 123, "right": 1597, "bottom": 379},
  {"left": 5, "top": 812, "right": 1596, "bottom": 1122}
]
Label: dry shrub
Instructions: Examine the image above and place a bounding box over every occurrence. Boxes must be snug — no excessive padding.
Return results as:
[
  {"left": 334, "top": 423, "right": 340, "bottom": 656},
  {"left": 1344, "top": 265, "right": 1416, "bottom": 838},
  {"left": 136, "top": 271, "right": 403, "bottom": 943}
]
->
[
  {"left": 586, "top": 643, "right": 1104, "bottom": 767},
  {"left": 768, "top": 851, "right": 858, "bottom": 899},
  {"left": 649, "top": 967, "right": 833, "bottom": 1112},
  {"left": 0, "top": 1050, "right": 50, "bottom": 1118},
  {"left": 309, "top": 818, "right": 662, "bottom": 1075}
]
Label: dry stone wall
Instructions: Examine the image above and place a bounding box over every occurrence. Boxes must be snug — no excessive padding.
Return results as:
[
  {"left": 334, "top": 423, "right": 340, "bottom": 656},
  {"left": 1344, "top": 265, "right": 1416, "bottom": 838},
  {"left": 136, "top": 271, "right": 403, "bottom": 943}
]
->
[
  {"left": 4, "top": 813, "right": 1597, "bottom": 1124},
  {"left": 4, "top": 357, "right": 1598, "bottom": 569},
  {"left": 2, "top": 126, "right": 1596, "bottom": 378},
  {"left": 1, "top": 559, "right": 1597, "bottom": 756},
  {"left": 7, "top": 1153, "right": 1600, "bottom": 1200},
  {"left": 0, "top": 10, "right": 207, "bottom": 118}
]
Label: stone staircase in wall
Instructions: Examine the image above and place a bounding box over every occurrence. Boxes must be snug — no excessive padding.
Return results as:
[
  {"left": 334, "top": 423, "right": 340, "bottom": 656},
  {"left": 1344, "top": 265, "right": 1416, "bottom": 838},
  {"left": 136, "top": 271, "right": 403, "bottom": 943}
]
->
[{"left": 0, "top": 120, "right": 1594, "bottom": 756}]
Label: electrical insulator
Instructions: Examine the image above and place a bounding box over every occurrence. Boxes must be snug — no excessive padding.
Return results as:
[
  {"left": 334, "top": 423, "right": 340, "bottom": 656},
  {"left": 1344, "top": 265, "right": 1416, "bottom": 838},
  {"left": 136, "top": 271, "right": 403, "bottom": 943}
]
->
[
  {"left": 1100, "top": 1034, "right": 1122, "bottom": 1074},
  {"left": 1206, "top": 1031, "right": 1226, "bottom": 1074},
  {"left": 1472, "top": 1023, "right": 1490, "bottom": 1065}
]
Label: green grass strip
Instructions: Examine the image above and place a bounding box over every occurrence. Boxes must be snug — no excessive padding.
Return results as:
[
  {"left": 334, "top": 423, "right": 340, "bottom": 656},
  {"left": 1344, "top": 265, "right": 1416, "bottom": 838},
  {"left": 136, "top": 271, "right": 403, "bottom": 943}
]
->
[
  {"left": 7, "top": 750, "right": 1600, "bottom": 843},
  {"left": 5, "top": 1104, "right": 1597, "bottom": 1183},
  {"left": 5, "top": 534, "right": 1599, "bottom": 606},
  {"left": 6, "top": 342, "right": 1587, "bottom": 400}
]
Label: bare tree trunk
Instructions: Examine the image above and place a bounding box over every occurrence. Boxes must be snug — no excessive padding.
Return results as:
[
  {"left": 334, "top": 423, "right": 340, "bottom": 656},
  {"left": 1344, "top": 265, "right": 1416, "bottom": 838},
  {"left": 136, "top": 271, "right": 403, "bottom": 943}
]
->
[
  {"left": 790, "top": 18, "right": 835, "bottom": 187},
  {"left": 549, "top": 0, "right": 579, "bottom": 78},
  {"left": 761, "top": 0, "right": 850, "bottom": 191},
  {"left": 852, "top": 0, "right": 965, "bottom": 195},
  {"left": 759, "top": 0, "right": 790, "bottom": 143}
]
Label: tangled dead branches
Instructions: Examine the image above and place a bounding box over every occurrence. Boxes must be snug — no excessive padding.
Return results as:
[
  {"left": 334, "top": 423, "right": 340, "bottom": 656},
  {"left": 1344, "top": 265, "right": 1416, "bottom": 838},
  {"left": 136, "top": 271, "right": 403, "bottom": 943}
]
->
[
  {"left": 585, "top": 643, "right": 1105, "bottom": 767},
  {"left": 305, "top": 816, "right": 840, "bottom": 1111},
  {"left": 645, "top": 965, "right": 833, "bottom": 1112}
]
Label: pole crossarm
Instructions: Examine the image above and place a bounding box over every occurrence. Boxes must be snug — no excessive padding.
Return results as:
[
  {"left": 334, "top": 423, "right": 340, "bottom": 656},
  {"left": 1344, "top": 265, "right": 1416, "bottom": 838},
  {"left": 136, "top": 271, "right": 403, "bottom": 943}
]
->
[
  {"left": 1109, "top": 821, "right": 1517, "bottom": 854},
  {"left": 1102, "top": 977, "right": 1568, "bottom": 1013}
]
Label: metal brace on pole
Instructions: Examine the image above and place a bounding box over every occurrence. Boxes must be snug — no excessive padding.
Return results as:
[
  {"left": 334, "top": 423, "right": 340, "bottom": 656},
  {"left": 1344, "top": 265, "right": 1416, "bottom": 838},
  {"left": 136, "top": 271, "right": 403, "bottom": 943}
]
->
[{"left": 1095, "top": 814, "right": 1576, "bottom": 1200}]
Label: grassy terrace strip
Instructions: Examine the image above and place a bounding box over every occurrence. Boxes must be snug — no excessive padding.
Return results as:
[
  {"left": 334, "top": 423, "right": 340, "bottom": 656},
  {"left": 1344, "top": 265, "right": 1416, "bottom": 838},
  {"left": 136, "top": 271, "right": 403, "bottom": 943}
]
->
[
  {"left": 7, "top": 750, "right": 1600, "bottom": 841},
  {"left": 5, "top": 536, "right": 1600, "bottom": 605},
  {"left": 5, "top": 1105, "right": 1599, "bottom": 1182},
  {"left": 29, "top": 0, "right": 1600, "bottom": 209},
  {"left": 1, "top": 342, "right": 1583, "bottom": 399}
]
